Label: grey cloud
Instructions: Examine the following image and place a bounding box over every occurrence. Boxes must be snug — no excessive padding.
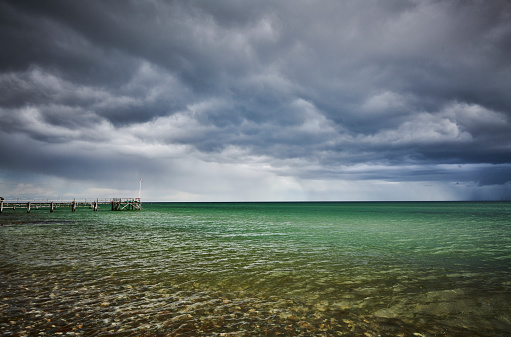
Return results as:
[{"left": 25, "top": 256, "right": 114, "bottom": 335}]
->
[
  {"left": 0, "top": 2, "right": 137, "bottom": 88},
  {"left": 1, "top": 0, "right": 511, "bottom": 200}
]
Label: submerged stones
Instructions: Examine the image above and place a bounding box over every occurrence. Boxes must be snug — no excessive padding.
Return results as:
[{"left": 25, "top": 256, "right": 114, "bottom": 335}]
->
[
  {"left": 0, "top": 270, "right": 491, "bottom": 337},
  {"left": 0, "top": 266, "right": 500, "bottom": 337}
]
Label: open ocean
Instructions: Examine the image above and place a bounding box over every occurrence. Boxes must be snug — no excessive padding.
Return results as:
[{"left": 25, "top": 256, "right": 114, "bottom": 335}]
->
[{"left": 1, "top": 202, "right": 511, "bottom": 336}]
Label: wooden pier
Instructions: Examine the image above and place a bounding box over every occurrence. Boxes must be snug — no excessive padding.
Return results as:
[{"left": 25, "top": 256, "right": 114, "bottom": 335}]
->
[{"left": 0, "top": 198, "right": 141, "bottom": 213}]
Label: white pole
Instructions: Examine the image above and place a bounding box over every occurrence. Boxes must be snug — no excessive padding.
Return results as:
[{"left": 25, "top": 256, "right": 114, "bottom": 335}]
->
[{"left": 139, "top": 178, "right": 142, "bottom": 200}]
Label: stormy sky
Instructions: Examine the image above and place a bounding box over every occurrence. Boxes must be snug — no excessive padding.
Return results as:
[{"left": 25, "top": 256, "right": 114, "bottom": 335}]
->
[{"left": 1, "top": 0, "right": 511, "bottom": 201}]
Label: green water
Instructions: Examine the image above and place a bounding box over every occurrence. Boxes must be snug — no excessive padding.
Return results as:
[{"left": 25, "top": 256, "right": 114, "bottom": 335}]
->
[{"left": 1, "top": 202, "right": 511, "bottom": 336}]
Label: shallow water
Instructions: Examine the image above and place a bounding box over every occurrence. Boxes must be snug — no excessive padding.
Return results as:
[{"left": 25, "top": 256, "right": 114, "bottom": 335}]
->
[{"left": 1, "top": 202, "right": 511, "bottom": 336}]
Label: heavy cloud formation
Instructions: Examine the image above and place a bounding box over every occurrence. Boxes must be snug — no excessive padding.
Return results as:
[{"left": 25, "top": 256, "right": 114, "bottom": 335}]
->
[{"left": 1, "top": 0, "right": 510, "bottom": 201}]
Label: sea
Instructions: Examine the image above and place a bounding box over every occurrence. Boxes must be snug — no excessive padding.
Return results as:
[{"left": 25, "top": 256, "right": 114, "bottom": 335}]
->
[{"left": 1, "top": 201, "right": 510, "bottom": 336}]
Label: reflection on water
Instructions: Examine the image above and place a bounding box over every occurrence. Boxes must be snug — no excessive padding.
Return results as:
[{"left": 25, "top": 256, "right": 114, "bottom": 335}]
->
[{"left": 1, "top": 202, "right": 511, "bottom": 336}]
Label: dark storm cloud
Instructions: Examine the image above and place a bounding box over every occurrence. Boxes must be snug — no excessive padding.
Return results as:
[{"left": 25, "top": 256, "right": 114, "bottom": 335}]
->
[{"left": 1, "top": 0, "right": 511, "bottom": 200}]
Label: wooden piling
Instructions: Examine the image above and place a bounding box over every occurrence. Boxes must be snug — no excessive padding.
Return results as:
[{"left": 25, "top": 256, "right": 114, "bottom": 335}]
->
[{"left": 27, "top": 202, "right": 31, "bottom": 213}]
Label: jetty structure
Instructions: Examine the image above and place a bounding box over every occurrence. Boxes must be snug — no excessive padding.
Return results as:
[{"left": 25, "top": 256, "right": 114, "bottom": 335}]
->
[{"left": 0, "top": 197, "right": 141, "bottom": 213}]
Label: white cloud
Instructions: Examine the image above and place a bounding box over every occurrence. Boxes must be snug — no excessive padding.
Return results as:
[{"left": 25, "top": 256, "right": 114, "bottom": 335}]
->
[{"left": 361, "top": 91, "right": 411, "bottom": 114}]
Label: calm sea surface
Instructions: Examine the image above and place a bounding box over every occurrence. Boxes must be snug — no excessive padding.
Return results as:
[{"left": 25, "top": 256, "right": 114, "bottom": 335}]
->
[{"left": 1, "top": 202, "right": 511, "bottom": 336}]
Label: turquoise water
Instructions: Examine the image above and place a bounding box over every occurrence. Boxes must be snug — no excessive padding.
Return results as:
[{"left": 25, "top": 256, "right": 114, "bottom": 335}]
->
[{"left": 1, "top": 202, "right": 511, "bottom": 336}]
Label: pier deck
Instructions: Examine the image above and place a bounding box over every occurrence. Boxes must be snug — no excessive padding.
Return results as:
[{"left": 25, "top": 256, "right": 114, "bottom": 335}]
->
[{"left": 0, "top": 198, "right": 141, "bottom": 213}]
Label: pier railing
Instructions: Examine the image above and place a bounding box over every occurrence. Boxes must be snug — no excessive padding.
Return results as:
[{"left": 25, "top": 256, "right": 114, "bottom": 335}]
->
[{"left": 0, "top": 198, "right": 141, "bottom": 213}]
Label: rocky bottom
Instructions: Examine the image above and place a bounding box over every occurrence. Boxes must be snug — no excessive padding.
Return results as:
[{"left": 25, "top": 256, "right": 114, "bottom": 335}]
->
[{"left": 1, "top": 272, "right": 499, "bottom": 337}]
